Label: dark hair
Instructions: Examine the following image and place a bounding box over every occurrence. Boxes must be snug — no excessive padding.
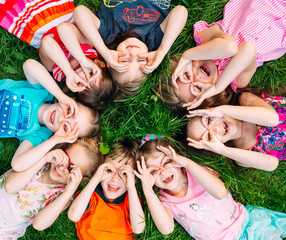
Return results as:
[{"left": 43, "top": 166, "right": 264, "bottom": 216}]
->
[
  {"left": 77, "top": 67, "right": 115, "bottom": 111},
  {"left": 107, "top": 138, "right": 139, "bottom": 164}
]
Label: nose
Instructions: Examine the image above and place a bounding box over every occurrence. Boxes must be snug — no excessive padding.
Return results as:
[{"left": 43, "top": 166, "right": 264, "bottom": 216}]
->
[{"left": 111, "top": 172, "right": 121, "bottom": 181}]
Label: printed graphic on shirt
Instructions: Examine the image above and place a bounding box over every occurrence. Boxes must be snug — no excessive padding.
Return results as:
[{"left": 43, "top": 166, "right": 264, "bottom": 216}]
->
[
  {"left": 152, "top": 0, "right": 170, "bottom": 10},
  {"left": 122, "top": 6, "right": 160, "bottom": 24},
  {"left": 104, "top": 0, "right": 137, "bottom": 8},
  {"left": 0, "top": 90, "right": 31, "bottom": 137}
]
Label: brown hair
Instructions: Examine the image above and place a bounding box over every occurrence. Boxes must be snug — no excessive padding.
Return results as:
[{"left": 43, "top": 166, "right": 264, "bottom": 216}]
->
[
  {"left": 77, "top": 67, "right": 115, "bottom": 111},
  {"left": 107, "top": 138, "right": 139, "bottom": 164},
  {"left": 138, "top": 138, "right": 174, "bottom": 161},
  {"left": 154, "top": 56, "right": 234, "bottom": 114}
]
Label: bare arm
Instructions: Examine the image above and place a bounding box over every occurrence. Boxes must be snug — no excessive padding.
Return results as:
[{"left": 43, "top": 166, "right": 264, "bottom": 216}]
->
[
  {"left": 120, "top": 165, "right": 145, "bottom": 234},
  {"left": 157, "top": 146, "right": 226, "bottom": 200},
  {"left": 11, "top": 122, "right": 79, "bottom": 172},
  {"left": 39, "top": 35, "right": 87, "bottom": 92},
  {"left": 187, "top": 132, "right": 279, "bottom": 171},
  {"left": 134, "top": 158, "right": 174, "bottom": 235},
  {"left": 33, "top": 167, "right": 83, "bottom": 230},
  {"left": 68, "top": 163, "right": 115, "bottom": 222},
  {"left": 5, "top": 157, "right": 46, "bottom": 193}
]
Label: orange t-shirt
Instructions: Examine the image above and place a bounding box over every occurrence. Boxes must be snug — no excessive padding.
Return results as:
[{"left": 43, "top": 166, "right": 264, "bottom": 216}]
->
[{"left": 75, "top": 186, "right": 134, "bottom": 240}]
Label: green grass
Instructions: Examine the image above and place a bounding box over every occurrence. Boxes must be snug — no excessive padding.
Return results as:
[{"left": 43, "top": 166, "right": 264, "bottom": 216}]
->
[{"left": 0, "top": 0, "right": 285, "bottom": 239}]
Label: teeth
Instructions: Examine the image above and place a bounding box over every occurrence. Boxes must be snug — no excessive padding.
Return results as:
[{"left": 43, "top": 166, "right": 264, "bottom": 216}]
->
[{"left": 108, "top": 184, "right": 119, "bottom": 190}]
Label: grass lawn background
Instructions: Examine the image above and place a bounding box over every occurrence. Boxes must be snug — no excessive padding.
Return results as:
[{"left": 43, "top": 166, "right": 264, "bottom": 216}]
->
[{"left": 0, "top": 0, "right": 285, "bottom": 239}]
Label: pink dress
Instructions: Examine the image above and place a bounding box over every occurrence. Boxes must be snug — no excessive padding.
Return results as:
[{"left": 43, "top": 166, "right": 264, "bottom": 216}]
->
[
  {"left": 193, "top": 0, "right": 286, "bottom": 91},
  {"left": 0, "top": 165, "right": 65, "bottom": 239},
  {"left": 251, "top": 94, "right": 286, "bottom": 161},
  {"left": 0, "top": 0, "right": 98, "bottom": 81},
  {"left": 159, "top": 169, "right": 245, "bottom": 240}
]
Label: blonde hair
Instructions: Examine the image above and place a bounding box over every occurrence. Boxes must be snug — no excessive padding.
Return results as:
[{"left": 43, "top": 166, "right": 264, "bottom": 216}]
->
[
  {"left": 77, "top": 102, "right": 100, "bottom": 138},
  {"left": 59, "top": 136, "right": 104, "bottom": 178},
  {"left": 110, "top": 68, "right": 147, "bottom": 99}
]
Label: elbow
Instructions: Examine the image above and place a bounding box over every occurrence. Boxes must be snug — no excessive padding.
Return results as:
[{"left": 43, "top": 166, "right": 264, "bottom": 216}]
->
[
  {"left": 23, "top": 59, "right": 37, "bottom": 74},
  {"left": 68, "top": 209, "right": 81, "bottom": 222},
  {"left": 159, "top": 223, "right": 174, "bottom": 235},
  {"left": 4, "top": 182, "right": 16, "bottom": 194},
  {"left": 265, "top": 158, "right": 279, "bottom": 172},
  {"left": 271, "top": 112, "right": 279, "bottom": 127},
  {"left": 215, "top": 189, "right": 227, "bottom": 200},
  {"left": 11, "top": 160, "right": 22, "bottom": 172},
  {"left": 241, "top": 41, "right": 256, "bottom": 59},
  {"left": 73, "top": 5, "right": 88, "bottom": 18},
  {"left": 132, "top": 223, "right": 145, "bottom": 235},
  {"left": 174, "top": 5, "right": 188, "bottom": 22},
  {"left": 225, "top": 40, "right": 238, "bottom": 56},
  {"left": 33, "top": 221, "right": 48, "bottom": 231}
]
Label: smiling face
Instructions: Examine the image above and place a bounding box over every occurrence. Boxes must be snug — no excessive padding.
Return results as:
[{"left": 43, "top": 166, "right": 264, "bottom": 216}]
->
[
  {"left": 70, "top": 58, "right": 104, "bottom": 90},
  {"left": 145, "top": 151, "right": 186, "bottom": 194},
  {"left": 176, "top": 60, "right": 218, "bottom": 103},
  {"left": 187, "top": 115, "right": 239, "bottom": 143},
  {"left": 47, "top": 143, "right": 91, "bottom": 184},
  {"left": 113, "top": 37, "right": 148, "bottom": 85},
  {"left": 101, "top": 156, "right": 133, "bottom": 200},
  {"left": 41, "top": 102, "right": 93, "bottom": 137}
]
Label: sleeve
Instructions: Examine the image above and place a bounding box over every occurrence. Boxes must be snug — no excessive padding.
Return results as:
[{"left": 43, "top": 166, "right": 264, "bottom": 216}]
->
[{"left": 19, "top": 127, "right": 53, "bottom": 147}]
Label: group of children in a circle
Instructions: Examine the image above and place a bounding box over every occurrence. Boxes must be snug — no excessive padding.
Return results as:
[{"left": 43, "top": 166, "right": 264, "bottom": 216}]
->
[{"left": 0, "top": 0, "right": 285, "bottom": 239}]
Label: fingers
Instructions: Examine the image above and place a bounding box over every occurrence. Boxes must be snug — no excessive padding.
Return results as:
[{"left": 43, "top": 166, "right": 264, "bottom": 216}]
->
[
  {"left": 156, "top": 145, "right": 171, "bottom": 156},
  {"left": 187, "top": 137, "right": 205, "bottom": 149},
  {"left": 140, "top": 65, "right": 153, "bottom": 74}
]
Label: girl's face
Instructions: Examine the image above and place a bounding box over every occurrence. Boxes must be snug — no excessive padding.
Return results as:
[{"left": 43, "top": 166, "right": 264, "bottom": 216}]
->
[
  {"left": 176, "top": 60, "right": 218, "bottom": 102},
  {"left": 41, "top": 102, "right": 92, "bottom": 137},
  {"left": 187, "top": 115, "right": 238, "bottom": 143},
  {"left": 101, "top": 156, "right": 132, "bottom": 200},
  {"left": 48, "top": 143, "right": 91, "bottom": 184},
  {"left": 70, "top": 58, "right": 104, "bottom": 90},
  {"left": 145, "top": 151, "right": 185, "bottom": 193},
  {"left": 114, "top": 37, "right": 148, "bottom": 84}
]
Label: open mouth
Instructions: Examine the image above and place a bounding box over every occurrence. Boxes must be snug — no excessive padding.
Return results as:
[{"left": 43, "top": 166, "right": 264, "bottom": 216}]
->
[
  {"left": 50, "top": 110, "right": 56, "bottom": 124},
  {"left": 108, "top": 184, "right": 120, "bottom": 192},
  {"left": 126, "top": 45, "right": 139, "bottom": 48},
  {"left": 223, "top": 122, "right": 229, "bottom": 135},
  {"left": 53, "top": 166, "right": 61, "bottom": 177},
  {"left": 200, "top": 64, "right": 211, "bottom": 76},
  {"left": 163, "top": 175, "right": 174, "bottom": 184}
]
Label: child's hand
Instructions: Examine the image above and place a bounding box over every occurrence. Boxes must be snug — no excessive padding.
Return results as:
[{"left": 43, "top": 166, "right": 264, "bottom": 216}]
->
[
  {"left": 65, "top": 166, "right": 83, "bottom": 193},
  {"left": 52, "top": 122, "right": 79, "bottom": 144},
  {"left": 106, "top": 50, "right": 129, "bottom": 73},
  {"left": 93, "top": 162, "right": 116, "bottom": 181},
  {"left": 44, "top": 149, "right": 69, "bottom": 166},
  {"left": 187, "top": 107, "right": 224, "bottom": 119},
  {"left": 80, "top": 57, "right": 101, "bottom": 83},
  {"left": 58, "top": 94, "right": 79, "bottom": 118},
  {"left": 134, "top": 157, "right": 160, "bottom": 191},
  {"left": 65, "top": 71, "right": 88, "bottom": 93},
  {"left": 119, "top": 164, "right": 135, "bottom": 190},
  {"left": 172, "top": 58, "right": 193, "bottom": 89},
  {"left": 183, "top": 85, "right": 217, "bottom": 110},
  {"left": 139, "top": 50, "right": 164, "bottom": 74},
  {"left": 187, "top": 130, "right": 225, "bottom": 153},
  {"left": 156, "top": 145, "right": 187, "bottom": 168}
]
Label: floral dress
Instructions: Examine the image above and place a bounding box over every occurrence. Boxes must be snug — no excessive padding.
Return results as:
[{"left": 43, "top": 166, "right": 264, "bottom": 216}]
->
[
  {"left": 252, "top": 94, "right": 286, "bottom": 161},
  {"left": 0, "top": 164, "right": 65, "bottom": 239}
]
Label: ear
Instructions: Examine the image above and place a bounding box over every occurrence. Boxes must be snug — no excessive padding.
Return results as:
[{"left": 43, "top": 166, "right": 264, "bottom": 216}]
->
[{"left": 95, "top": 59, "right": 106, "bottom": 68}]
